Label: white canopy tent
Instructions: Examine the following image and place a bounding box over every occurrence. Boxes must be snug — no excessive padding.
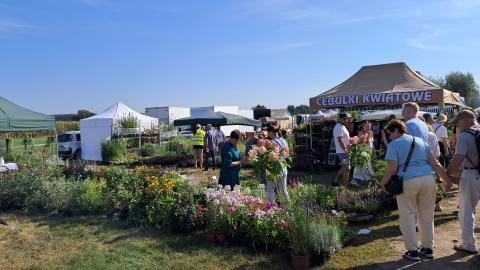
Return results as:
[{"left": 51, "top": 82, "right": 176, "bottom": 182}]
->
[
  {"left": 80, "top": 102, "right": 158, "bottom": 161},
  {"left": 361, "top": 109, "right": 429, "bottom": 121},
  {"left": 273, "top": 113, "right": 292, "bottom": 129}
]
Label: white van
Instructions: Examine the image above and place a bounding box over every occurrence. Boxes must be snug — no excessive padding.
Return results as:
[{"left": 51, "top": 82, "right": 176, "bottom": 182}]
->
[{"left": 57, "top": 131, "right": 81, "bottom": 159}]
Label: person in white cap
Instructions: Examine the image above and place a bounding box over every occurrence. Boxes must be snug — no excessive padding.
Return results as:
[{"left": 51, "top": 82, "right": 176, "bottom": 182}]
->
[{"left": 431, "top": 114, "right": 449, "bottom": 167}]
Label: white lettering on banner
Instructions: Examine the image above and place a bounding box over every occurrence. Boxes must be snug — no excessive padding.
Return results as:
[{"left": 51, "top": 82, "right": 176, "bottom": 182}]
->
[
  {"left": 363, "top": 95, "right": 370, "bottom": 103},
  {"left": 385, "top": 94, "right": 394, "bottom": 103},
  {"left": 315, "top": 91, "right": 433, "bottom": 106},
  {"left": 371, "top": 94, "right": 382, "bottom": 103}
]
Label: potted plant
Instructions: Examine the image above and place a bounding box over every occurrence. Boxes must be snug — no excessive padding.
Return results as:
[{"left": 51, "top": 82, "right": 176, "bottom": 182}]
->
[
  {"left": 287, "top": 204, "right": 310, "bottom": 269},
  {"left": 115, "top": 113, "right": 139, "bottom": 135},
  {"left": 308, "top": 217, "right": 327, "bottom": 266}
]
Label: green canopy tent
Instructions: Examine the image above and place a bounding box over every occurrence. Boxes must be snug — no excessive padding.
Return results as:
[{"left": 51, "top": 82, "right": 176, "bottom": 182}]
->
[{"left": 0, "top": 97, "right": 56, "bottom": 153}]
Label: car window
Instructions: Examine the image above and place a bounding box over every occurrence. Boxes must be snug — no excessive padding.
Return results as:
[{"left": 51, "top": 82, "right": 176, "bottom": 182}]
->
[
  {"left": 57, "top": 134, "right": 71, "bottom": 142},
  {"left": 76, "top": 134, "right": 81, "bottom": 141}
]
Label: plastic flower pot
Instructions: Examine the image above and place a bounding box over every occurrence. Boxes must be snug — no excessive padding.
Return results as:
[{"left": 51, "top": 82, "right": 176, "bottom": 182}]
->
[
  {"left": 291, "top": 253, "right": 310, "bottom": 270},
  {"left": 207, "top": 234, "right": 217, "bottom": 242},
  {"left": 215, "top": 234, "right": 226, "bottom": 243}
]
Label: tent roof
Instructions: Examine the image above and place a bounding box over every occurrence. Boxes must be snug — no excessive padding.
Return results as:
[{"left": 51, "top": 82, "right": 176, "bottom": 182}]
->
[
  {"left": 80, "top": 102, "right": 158, "bottom": 129},
  {"left": 310, "top": 62, "right": 460, "bottom": 109},
  {"left": 173, "top": 111, "right": 261, "bottom": 127},
  {"left": 0, "top": 97, "right": 55, "bottom": 132}
]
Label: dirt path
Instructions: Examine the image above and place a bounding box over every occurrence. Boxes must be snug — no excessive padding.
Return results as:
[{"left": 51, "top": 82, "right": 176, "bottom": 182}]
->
[{"left": 372, "top": 188, "right": 480, "bottom": 269}]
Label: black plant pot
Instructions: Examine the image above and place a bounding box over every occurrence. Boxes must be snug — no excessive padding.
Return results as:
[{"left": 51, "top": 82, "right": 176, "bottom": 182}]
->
[{"left": 311, "top": 252, "right": 327, "bottom": 266}]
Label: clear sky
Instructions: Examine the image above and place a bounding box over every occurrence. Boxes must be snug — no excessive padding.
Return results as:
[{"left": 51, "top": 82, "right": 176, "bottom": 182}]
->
[{"left": 1, "top": 0, "right": 479, "bottom": 115}]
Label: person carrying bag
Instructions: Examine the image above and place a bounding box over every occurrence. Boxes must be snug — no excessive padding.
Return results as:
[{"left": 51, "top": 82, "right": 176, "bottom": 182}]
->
[{"left": 380, "top": 119, "right": 452, "bottom": 261}]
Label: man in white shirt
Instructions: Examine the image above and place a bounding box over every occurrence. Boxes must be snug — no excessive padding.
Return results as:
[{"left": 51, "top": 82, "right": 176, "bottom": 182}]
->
[{"left": 332, "top": 113, "right": 352, "bottom": 187}]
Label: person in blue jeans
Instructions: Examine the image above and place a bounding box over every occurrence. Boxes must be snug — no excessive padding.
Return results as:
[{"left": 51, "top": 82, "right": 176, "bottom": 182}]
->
[{"left": 203, "top": 124, "right": 218, "bottom": 171}]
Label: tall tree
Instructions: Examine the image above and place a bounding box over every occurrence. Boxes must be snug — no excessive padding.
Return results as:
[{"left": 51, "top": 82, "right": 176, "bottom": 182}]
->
[
  {"left": 251, "top": 104, "right": 267, "bottom": 110},
  {"left": 287, "top": 104, "right": 311, "bottom": 115},
  {"left": 287, "top": 105, "right": 295, "bottom": 115},
  {"left": 426, "top": 75, "right": 445, "bottom": 87},
  {"left": 443, "top": 71, "right": 480, "bottom": 108},
  {"left": 72, "top": 109, "right": 96, "bottom": 121}
]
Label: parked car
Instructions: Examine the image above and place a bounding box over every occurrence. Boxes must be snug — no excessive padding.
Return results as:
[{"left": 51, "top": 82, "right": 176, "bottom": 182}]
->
[{"left": 57, "top": 131, "right": 81, "bottom": 159}]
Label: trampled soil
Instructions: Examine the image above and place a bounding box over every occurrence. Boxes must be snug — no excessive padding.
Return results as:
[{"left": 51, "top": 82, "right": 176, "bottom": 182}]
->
[{"left": 370, "top": 187, "right": 480, "bottom": 269}]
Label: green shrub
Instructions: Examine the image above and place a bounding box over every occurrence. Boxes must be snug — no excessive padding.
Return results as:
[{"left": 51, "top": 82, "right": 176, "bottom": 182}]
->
[
  {"left": 139, "top": 143, "right": 159, "bottom": 157},
  {"left": 76, "top": 177, "right": 107, "bottom": 214},
  {"left": 101, "top": 140, "right": 126, "bottom": 163},
  {"left": 166, "top": 136, "right": 192, "bottom": 154}
]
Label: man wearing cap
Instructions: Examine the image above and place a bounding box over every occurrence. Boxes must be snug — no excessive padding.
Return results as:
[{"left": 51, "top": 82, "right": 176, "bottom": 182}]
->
[
  {"left": 446, "top": 110, "right": 480, "bottom": 255},
  {"left": 203, "top": 124, "right": 218, "bottom": 171},
  {"left": 432, "top": 114, "right": 450, "bottom": 167},
  {"left": 402, "top": 102, "right": 428, "bottom": 142},
  {"left": 332, "top": 113, "right": 352, "bottom": 187}
]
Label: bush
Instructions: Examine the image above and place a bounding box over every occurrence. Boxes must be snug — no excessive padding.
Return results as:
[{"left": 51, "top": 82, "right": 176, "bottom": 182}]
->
[
  {"left": 101, "top": 140, "right": 126, "bottom": 162},
  {"left": 139, "top": 143, "right": 159, "bottom": 157},
  {"left": 166, "top": 136, "right": 192, "bottom": 154},
  {"left": 75, "top": 177, "right": 107, "bottom": 214}
]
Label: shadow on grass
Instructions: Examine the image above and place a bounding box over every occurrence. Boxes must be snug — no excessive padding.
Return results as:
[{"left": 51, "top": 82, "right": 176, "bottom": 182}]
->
[{"left": 343, "top": 251, "right": 480, "bottom": 270}]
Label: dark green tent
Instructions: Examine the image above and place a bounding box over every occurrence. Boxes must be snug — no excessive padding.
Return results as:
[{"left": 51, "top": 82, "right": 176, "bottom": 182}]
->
[
  {"left": 173, "top": 111, "right": 261, "bottom": 127},
  {"left": 0, "top": 97, "right": 56, "bottom": 132}
]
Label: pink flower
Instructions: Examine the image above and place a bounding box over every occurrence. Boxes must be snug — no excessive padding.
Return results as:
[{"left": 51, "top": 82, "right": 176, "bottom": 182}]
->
[
  {"left": 266, "top": 140, "right": 274, "bottom": 149},
  {"left": 257, "top": 139, "right": 266, "bottom": 147},
  {"left": 349, "top": 136, "right": 358, "bottom": 144},
  {"left": 276, "top": 221, "right": 284, "bottom": 227},
  {"left": 268, "top": 151, "right": 279, "bottom": 162},
  {"left": 228, "top": 207, "right": 235, "bottom": 214}
]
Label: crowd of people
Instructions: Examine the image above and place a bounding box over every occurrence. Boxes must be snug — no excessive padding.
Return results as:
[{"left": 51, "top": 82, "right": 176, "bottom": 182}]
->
[
  {"left": 192, "top": 123, "right": 290, "bottom": 203},
  {"left": 330, "top": 102, "right": 480, "bottom": 261},
  {"left": 192, "top": 104, "right": 480, "bottom": 260}
]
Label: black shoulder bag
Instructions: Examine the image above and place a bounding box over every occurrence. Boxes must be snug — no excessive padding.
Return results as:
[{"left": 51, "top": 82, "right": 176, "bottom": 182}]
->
[{"left": 385, "top": 137, "right": 416, "bottom": 195}]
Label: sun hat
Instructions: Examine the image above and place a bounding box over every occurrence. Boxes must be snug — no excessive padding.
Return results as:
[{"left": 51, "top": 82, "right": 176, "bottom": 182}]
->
[
  {"left": 435, "top": 114, "right": 448, "bottom": 123},
  {"left": 451, "top": 110, "right": 476, "bottom": 125}
]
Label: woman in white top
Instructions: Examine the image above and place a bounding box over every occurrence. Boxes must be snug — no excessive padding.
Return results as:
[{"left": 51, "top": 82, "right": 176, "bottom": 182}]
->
[
  {"left": 431, "top": 114, "right": 449, "bottom": 167},
  {"left": 353, "top": 121, "right": 375, "bottom": 185}
]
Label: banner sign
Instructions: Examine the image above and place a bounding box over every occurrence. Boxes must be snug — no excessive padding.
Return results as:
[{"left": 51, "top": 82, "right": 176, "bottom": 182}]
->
[{"left": 315, "top": 91, "right": 433, "bottom": 107}]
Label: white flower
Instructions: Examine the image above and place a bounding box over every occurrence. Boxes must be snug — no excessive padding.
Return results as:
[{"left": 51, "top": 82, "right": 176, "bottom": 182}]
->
[
  {"left": 258, "top": 146, "right": 267, "bottom": 155},
  {"left": 360, "top": 151, "right": 368, "bottom": 157},
  {"left": 211, "top": 176, "right": 217, "bottom": 181}
]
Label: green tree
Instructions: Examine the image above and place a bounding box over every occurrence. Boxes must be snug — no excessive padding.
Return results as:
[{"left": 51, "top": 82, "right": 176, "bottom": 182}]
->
[
  {"left": 251, "top": 104, "right": 267, "bottom": 110},
  {"left": 287, "top": 104, "right": 311, "bottom": 115},
  {"left": 287, "top": 105, "right": 295, "bottom": 115},
  {"left": 443, "top": 71, "right": 480, "bottom": 108},
  {"left": 426, "top": 76, "right": 445, "bottom": 87},
  {"left": 72, "top": 110, "right": 96, "bottom": 121}
]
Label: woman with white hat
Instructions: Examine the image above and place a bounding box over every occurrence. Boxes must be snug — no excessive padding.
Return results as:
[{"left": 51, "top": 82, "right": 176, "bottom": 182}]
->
[{"left": 431, "top": 114, "right": 449, "bottom": 167}]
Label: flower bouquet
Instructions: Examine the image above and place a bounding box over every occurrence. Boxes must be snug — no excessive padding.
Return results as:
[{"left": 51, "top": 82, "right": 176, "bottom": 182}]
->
[
  {"left": 347, "top": 136, "right": 372, "bottom": 174},
  {"left": 247, "top": 139, "right": 292, "bottom": 181}
]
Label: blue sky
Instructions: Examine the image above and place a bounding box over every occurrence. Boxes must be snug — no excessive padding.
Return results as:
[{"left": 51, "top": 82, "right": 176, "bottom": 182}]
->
[{"left": 1, "top": 0, "right": 479, "bottom": 115}]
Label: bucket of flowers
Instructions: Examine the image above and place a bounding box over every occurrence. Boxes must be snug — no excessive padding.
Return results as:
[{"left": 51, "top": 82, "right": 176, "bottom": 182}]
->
[{"left": 247, "top": 139, "right": 292, "bottom": 182}]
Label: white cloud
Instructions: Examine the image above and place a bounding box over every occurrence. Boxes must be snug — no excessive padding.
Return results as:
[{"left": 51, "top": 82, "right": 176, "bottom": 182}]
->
[{"left": 0, "top": 18, "right": 34, "bottom": 38}]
